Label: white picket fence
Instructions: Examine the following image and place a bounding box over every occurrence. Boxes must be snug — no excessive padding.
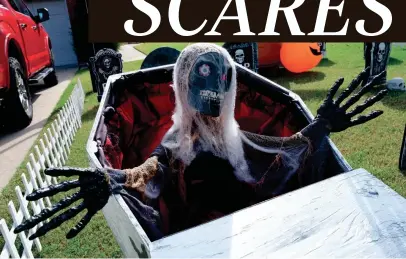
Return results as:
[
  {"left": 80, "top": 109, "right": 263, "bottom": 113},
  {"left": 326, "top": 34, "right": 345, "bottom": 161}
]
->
[{"left": 0, "top": 79, "right": 85, "bottom": 259}]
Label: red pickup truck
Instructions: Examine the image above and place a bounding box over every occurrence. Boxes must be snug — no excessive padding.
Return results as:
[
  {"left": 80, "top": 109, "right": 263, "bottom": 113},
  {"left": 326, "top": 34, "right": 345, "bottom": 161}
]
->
[{"left": 0, "top": 0, "right": 57, "bottom": 131}]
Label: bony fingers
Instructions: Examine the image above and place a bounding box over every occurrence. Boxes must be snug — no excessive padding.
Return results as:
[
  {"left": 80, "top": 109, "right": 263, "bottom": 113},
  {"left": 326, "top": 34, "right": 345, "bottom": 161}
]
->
[
  {"left": 26, "top": 179, "right": 80, "bottom": 201},
  {"left": 340, "top": 79, "right": 378, "bottom": 111},
  {"left": 362, "top": 66, "right": 371, "bottom": 74},
  {"left": 335, "top": 69, "right": 369, "bottom": 104},
  {"left": 358, "top": 70, "right": 386, "bottom": 93},
  {"left": 66, "top": 212, "right": 95, "bottom": 239},
  {"left": 366, "top": 89, "right": 388, "bottom": 105},
  {"left": 356, "top": 68, "right": 370, "bottom": 84},
  {"left": 349, "top": 110, "right": 384, "bottom": 127},
  {"left": 335, "top": 79, "right": 361, "bottom": 105},
  {"left": 15, "top": 192, "right": 82, "bottom": 234},
  {"left": 326, "top": 77, "right": 344, "bottom": 101},
  {"left": 369, "top": 70, "right": 387, "bottom": 85},
  {"left": 28, "top": 203, "right": 86, "bottom": 240},
  {"left": 347, "top": 89, "right": 388, "bottom": 117},
  {"left": 44, "top": 167, "right": 97, "bottom": 177},
  {"left": 354, "top": 67, "right": 370, "bottom": 84}
]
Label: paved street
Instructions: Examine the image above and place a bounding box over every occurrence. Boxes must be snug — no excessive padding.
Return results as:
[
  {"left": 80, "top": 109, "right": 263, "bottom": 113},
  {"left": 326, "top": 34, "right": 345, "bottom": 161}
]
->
[{"left": 0, "top": 68, "right": 76, "bottom": 190}]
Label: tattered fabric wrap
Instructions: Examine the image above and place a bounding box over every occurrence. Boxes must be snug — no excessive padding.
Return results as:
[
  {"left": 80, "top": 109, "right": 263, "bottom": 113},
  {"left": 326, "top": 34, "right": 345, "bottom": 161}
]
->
[
  {"left": 124, "top": 156, "right": 159, "bottom": 193},
  {"left": 114, "top": 126, "right": 327, "bottom": 241}
]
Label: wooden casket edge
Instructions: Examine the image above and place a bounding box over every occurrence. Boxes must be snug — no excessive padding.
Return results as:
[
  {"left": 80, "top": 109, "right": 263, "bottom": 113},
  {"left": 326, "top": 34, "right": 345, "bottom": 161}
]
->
[
  {"left": 85, "top": 65, "right": 354, "bottom": 258},
  {"left": 86, "top": 73, "right": 154, "bottom": 258}
]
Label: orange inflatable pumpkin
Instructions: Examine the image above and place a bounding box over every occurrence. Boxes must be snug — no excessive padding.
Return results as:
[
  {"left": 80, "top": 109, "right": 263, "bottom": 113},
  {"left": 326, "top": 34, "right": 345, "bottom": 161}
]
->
[
  {"left": 280, "top": 42, "right": 322, "bottom": 73},
  {"left": 258, "top": 43, "right": 282, "bottom": 67}
]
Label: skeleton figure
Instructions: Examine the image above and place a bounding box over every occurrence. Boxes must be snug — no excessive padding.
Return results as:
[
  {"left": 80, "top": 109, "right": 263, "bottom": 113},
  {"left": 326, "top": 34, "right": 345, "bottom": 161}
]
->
[
  {"left": 364, "top": 42, "right": 391, "bottom": 86},
  {"left": 104, "top": 57, "right": 112, "bottom": 69},
  {"left": 98, "top": 56, "right": 119, "bottom": 82},
  {"left": 373, "top": 43, "right": 390, "bottom": 76},
  {"left": 377, "top": 43, "right": 386, "bottom": 63},
  {"left": 235, "top": 49, "right": 245, "bottom": 64},
  {"left": 15, "top": 43, "right": 388, "bottom": 242}
]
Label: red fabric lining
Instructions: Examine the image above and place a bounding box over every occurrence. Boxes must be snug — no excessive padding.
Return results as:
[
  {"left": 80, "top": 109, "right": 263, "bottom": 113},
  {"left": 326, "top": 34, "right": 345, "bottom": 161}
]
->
[
  {"left": 102, "top": 82, "right": 299, "bottom": 169},
  {"left": 159, "top": 197, "right": 170, "bottom": 234}
]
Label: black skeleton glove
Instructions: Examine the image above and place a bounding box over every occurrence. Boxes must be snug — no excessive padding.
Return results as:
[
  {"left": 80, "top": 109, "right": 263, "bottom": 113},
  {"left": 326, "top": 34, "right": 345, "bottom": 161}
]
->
[
  {"left": 14, "top": 167, "right": 121, "bottom": 240},
  {"left": 315, "top": 68, "right": 388, "bottom": 133}
]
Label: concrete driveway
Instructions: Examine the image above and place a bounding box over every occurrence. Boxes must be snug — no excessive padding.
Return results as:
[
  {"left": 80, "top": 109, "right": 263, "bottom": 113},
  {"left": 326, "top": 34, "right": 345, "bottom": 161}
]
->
[
  {"left": 119, "top": 44, "right": 146, "bottom": 62},
  {"left": 0, "top": 67, "right": 76, "bottom": 190}
]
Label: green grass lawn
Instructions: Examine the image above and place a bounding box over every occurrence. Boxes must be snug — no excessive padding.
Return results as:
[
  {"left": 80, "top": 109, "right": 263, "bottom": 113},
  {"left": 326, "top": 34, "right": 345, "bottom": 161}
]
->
[
  {"left": 1, "top": 43, "right": 406, "bottom": 258},
  {"left": 0, "top": 60, "right": 143, "bottom": 258},
  {"left": 269, "top": 43, "right": 406, "bottom": 197}
]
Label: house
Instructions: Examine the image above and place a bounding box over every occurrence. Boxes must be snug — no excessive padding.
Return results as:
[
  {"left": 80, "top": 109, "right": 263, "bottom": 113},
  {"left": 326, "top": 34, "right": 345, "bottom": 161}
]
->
[{"left": 25, "top": 0, "right": 80, "bottom": 67}]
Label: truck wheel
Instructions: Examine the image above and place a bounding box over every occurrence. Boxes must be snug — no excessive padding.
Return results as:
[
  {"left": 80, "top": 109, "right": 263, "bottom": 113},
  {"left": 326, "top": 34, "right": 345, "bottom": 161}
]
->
[
  {"left": 4, "top": 57, "right": 33, "bottom": 130},
  {"left": 44, "top": 49, "right": 58, "bottom": 87}
]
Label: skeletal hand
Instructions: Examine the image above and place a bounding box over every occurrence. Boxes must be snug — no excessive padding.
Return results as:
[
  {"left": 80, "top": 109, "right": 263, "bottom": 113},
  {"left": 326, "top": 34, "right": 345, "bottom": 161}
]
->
[
  {"left": 14, "top": 167, "right": 112, "bottom": 239},
  {"left": 316, "top": 68, "right": 388, "bottom": 133}
]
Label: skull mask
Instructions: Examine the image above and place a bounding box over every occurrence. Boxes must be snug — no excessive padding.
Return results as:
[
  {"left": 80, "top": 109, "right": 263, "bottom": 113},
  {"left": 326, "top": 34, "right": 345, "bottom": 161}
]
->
[
  {"left": 377, "top": 43, "right": 386, "bottom": 63},
  {"left": 235, "top": 49, "right": 245, "bottom": 64},
  {"left": 188, "top": 52, "right": 232, "bottom": 117},
  {"left": 103, "top": 57, "right": 112, "bottom": 70}
]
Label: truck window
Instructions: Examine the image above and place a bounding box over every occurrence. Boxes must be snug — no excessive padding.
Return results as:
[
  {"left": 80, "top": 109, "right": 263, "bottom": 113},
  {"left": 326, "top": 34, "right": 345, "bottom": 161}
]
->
[{"left": 8, "top": 0, "right": 32, "bottom": 17}]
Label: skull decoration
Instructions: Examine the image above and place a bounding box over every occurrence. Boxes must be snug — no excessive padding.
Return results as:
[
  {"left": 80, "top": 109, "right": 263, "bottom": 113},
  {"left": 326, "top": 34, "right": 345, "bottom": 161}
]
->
[
  {"left": 387, "top": 77, "right": 406, "bottom": 91},
  {"left": 235, "top": 49, "right": 245, "bottom": 64},
  {"left": 103, "top": 57, "right": 112, "bottom": 70},
  {"left": 377, "top": 43, "right": 386, "bottom": 63},
  {"left": 187, "top": 51, "right": 232, "bottom": 117}
]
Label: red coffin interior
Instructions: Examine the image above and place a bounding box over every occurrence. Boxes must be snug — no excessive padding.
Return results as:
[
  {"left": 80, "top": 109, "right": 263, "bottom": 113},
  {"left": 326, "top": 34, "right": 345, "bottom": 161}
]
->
[
  {"left": 100, "top": 83, "right": 303, "bottom": 170},
  {"left": 94, "top": 66, "right": 346, "bottom": 179}
]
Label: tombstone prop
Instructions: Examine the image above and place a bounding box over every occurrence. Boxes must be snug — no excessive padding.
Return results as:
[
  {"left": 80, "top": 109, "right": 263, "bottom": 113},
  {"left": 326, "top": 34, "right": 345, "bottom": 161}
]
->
[
  {"left": 89, "top": 48, "right": 123, "bottom": 102},
  {"left": 140, "top": 47, "right": 181, "bottom": 69},
  {"left": 400, "top": 124, "right": 406, "bottom": 171},
  {"left": 223, "top": 42, "right": 258, "bottom": 72},
  {"left": 17, "top": 44, "right": 406, "bottom": 259},
  {"left": 363, "top": 42, "right": 391, "bottom": 87},
  {"left": 318, "top": 42, "right": 327, "bottom": 59}
]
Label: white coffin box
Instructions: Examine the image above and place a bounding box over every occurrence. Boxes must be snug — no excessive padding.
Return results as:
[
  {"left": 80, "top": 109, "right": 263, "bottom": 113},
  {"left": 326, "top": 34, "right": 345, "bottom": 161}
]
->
[{"left": 86, "top": 64, "right": 406, "bottom": 258}]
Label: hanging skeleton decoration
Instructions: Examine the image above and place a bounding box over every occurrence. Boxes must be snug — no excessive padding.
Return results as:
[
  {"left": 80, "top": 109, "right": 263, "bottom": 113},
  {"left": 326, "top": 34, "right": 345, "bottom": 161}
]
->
[
  {"left": 223, "top": 42, "right": 258, "bottom": 72},
  {"left": 14, "top": 43, "right": 388, "bottom": 242},
  {"left": 89, "top": 48, "right": 123, "bottom": 102},
  {"left": 364, "top": 42, "right": 391, "bottom": 87}
]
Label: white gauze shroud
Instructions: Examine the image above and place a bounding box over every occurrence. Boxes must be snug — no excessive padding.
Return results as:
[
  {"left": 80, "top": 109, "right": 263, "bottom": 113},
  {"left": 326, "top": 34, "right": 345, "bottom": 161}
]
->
[{"left": 161, "top": 43, "right": 307, "bottom": 184}]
